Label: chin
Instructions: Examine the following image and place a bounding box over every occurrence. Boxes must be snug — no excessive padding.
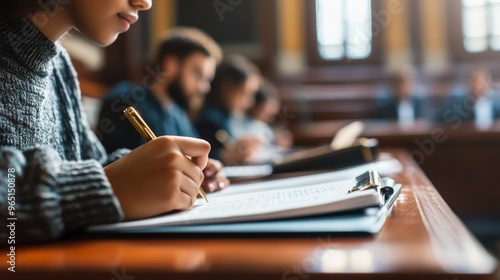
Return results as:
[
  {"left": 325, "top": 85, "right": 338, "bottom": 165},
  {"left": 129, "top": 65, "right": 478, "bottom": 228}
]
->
[{"left": 92, "top": 34, "right": 120, "bottom": 47}]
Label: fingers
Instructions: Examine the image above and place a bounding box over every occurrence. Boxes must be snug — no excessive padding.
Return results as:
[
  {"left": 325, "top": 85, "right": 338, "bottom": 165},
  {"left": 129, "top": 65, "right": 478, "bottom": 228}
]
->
[
  {"left": 222, "top": 140, "right": 259, "bottom": 164},
  {"left": 158, "top": 148, "right": 203, "bottom": 186},
  {"left": 168, "top": 171, "right": 199, "bottom": 211},
  {"left": 241, "top": 137, "right": 263, "bottom": 146},
  {"left": 238, "top": 138, "right": 263, "bottom": 154},
  {"left": 175, "top": 191, "right": 197, "bottom": 211},
  {"left": 202, "top": 159, "right": 229, "bottom": 192},
  {"left": 179, "top": 158, "right": 204, "bottom": 186},
  {"left": 202, "top": 172, "right": 230, "bottom": 192},
  {"left": 179, "top": 174, "right": 200, "bottom": 198},
  {"left": 204, "top": 159, "right": 223, "bottom": 177},
  {"left": 149, "top": 136, "right": 209, "bottom": 183},
  {"left": 166, "top": 136, "right": 211, "bottom": 170},
  {"left": 202, "top": 177, "right": 230, "bottom": 192}
]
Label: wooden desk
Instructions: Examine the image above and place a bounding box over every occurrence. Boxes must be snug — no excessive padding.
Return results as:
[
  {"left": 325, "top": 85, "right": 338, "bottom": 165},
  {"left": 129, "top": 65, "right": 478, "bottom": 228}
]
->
[
  {"left": 0, "top": 151, "right": 497, "bottom": 280},
  {"left": 292, "top": 120, "right": 500, "bottom": 218}
]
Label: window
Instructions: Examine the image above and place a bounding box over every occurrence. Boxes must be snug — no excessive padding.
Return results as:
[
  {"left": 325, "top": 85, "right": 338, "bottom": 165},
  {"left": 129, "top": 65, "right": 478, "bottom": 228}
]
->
[
  {"left": 315, "top": 0, "right": 373, "bottom": 60},
  {"left": 175, "top": 0, "right": 277, "bottom": 76},
  {"left": 461, "top": 0, "right": 500, "bottom": 53}
]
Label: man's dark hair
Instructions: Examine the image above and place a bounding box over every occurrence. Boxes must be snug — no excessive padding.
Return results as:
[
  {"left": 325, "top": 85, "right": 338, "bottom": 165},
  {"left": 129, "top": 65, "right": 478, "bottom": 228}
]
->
[{"left": 153, "top": 27, "right": 222, "bottom": 69}]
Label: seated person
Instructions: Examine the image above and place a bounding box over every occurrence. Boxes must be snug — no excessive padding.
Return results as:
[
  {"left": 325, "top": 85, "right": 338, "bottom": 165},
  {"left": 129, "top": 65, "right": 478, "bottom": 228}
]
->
[
  {"left": 375, "top": 67, "right": 427, "bottom": 125},
  {"left": 0, "top": 0, "right": 218, "bottom": 243},
  {"left": 99, "top": 27, "right": 221, "bottom": 152},
  {"left": 242, "top": 80, "right": 293, "bottom": 160},
  {"left": 436, "top": 66, "right": 500, "bottom": 129},
  {"left": 98, "top": 27, "right": 228, "bottom": 192},
  {"left": 196, "top": 55, "right": 262, "bottom": 165}
]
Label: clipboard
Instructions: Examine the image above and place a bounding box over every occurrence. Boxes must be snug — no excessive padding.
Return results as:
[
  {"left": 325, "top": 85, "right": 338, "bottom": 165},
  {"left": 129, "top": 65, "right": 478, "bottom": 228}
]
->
[{"left": 82, "top": 174, "right": 401, "bottom": 238}]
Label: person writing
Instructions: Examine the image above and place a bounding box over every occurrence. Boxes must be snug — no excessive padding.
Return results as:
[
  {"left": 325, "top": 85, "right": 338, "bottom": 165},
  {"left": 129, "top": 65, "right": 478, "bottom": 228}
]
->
[{"left": 0, "top": 0, "right": 212, "bottom": 243}]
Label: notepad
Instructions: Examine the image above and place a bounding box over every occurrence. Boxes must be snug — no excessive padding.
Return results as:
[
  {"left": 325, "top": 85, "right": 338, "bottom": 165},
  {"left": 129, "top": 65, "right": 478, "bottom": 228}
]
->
[
  {"left": 90, "top": 184, "right": 402, "bottom": 237},
  {"left": 89, "top": 159, "right": 402, "bottom": 232},
  {"left": 91, "top": 179, "right": 378, "bottom": 231}
]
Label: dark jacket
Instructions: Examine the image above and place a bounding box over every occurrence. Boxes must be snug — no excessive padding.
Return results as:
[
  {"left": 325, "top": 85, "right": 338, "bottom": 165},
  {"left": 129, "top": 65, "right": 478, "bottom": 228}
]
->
[
  {"left": 195, "top": 106, "right": 231, "bottom": 160},
  {"left": 375, "top": 96, "right": 427, "bottom": 120},
  {"left": 98, "top": 82, "right": 199, "bottom": 153},
  {"left": 435, "top": 93, "right": 500, "bottom": 123}
]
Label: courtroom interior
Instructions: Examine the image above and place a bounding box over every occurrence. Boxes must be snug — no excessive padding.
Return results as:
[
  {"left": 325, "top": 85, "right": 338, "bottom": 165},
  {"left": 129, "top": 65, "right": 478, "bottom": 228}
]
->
[
  {"left": 79, "top": 0, "right": 500, "bottom": 251},
  {"left": 1, "top": 0, "right": 500, "bottom": 279}
]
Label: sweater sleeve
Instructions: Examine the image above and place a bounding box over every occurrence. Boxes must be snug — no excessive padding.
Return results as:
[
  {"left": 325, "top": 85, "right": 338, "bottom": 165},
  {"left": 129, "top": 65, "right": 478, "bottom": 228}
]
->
[{"left": 0, "top": 146, "right": 124, "bottom": 244}]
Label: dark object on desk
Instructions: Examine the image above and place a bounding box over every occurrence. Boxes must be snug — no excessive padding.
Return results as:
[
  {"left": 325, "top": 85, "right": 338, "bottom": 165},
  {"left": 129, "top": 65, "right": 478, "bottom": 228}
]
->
[{"left": 272, "top": 138, "right": 379, "bottom": 174}]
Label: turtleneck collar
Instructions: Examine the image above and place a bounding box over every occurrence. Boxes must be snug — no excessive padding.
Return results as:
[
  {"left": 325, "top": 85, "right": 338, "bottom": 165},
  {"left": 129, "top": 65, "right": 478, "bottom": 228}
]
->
[{"left": 0, "top": 16, "right": 60, "bottom": 76}]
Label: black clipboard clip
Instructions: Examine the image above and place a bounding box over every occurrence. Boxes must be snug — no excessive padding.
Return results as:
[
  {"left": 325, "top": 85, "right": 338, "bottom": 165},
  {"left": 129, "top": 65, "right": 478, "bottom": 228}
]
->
[{"left": 348, "top": 170, "right": 395, "bottom": 206}]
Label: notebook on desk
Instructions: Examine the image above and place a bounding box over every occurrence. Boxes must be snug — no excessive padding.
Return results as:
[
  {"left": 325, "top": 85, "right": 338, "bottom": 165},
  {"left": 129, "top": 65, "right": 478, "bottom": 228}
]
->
[
  {"left": 87, "top": 184, "right": 401, "bottom": 238},
  {"left": 87, "top": 160, "right": 403, "bottom": 237}
]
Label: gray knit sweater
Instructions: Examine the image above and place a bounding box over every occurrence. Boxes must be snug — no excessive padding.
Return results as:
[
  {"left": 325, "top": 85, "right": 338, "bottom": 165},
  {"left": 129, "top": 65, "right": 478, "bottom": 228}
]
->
[{"left": 0, "top": 17, "right": 127, "bottom": 243}]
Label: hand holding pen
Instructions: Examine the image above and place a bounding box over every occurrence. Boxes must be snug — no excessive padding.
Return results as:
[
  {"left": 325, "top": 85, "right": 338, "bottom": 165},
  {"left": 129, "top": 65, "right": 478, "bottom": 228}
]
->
[
  {"left": 103, "top": 130, "right": 210, "bottom": 220},
  {"left": 123, "top": 107, "right": 210, "bottom": 203}
]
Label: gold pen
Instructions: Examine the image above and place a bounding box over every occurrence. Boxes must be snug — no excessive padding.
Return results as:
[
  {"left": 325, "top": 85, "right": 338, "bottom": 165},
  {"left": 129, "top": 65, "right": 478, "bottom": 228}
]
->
[{"left": 123, "top": 106, "right": 209, "bottom": 203}]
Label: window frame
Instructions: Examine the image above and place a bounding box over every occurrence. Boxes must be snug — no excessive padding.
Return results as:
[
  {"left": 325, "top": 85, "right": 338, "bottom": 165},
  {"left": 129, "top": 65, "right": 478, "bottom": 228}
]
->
[
  {"left": 306, "top": 0, "right": 383, "bottom": 66},
  {"left": 448, "top": 0, "right": 500, "bottom": 61},
  {"left": 176, "top": 0, "right": 277, "bottom": 77}
]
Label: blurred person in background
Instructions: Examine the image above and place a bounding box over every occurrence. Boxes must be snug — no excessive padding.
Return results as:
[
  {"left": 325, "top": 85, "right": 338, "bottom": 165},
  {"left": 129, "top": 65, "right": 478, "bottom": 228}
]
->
[
  {"left": 196, "top": 55, "right": 262, "bottom": 165},
  {"left": 375, "top": 66, "right": 427, "bottom": 126},
  {"left": 241, "top": 79, "right": 294, "bottom": 161},
  {"left": 436, "top": 66, "right": 500, "bottom": 130}
]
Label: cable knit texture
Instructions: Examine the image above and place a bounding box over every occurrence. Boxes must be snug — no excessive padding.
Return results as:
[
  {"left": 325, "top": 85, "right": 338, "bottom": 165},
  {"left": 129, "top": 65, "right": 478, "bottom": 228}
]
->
[{"left": 0, "top": 17, "right": 128, "bottom": 243}]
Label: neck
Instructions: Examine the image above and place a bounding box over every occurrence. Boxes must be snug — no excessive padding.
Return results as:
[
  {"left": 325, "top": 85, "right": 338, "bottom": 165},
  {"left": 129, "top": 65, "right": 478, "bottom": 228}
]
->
[{"left": 28, "top": 10, "right": 72, "bottom": 42}]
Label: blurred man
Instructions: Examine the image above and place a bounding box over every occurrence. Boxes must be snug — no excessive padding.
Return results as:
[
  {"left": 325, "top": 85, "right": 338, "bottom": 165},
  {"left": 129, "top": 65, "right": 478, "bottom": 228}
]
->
[
  {"left": 437, "top": 67, "right": 500, "bottom": 130},
  {"left": 375, "top": 67, "right": 427, "bottom": 126},
  {"left": 99, "top": 27, "right": 222, "bottom": 152},
  {"left": 98, "top": 27, "right": 228, "bottom": 192}
]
